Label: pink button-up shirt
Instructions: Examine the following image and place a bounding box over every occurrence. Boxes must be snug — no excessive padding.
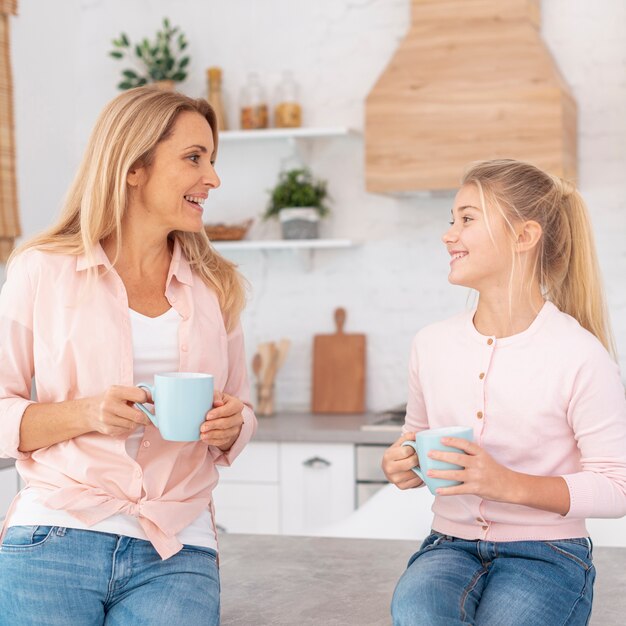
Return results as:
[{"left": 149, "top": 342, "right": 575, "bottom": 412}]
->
[{"left": 0, "top": 241, "right": 256, "bottom": 559}]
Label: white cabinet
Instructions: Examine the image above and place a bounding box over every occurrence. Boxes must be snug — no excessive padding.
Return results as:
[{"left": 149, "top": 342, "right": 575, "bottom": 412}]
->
[
  {"left": 0, "top": 466, "right": 19, "bottom": 522},
  {"left": 280, "top": 443, "right": 355, "bottom": 536},
  {"left": 213, "top": 442, "right": 280, "bottom": 534},
  {"left": 213, "top": 483, "right": 280, "bottom": 534},
  {"left": 212, "top": 441, "right": 356, "bottom": 536}
]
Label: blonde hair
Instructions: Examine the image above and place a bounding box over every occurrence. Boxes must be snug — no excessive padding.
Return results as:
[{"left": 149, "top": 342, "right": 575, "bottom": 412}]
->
[
  {"left": 462, "top": 158, "right": 615, "bottom": 356},
  {"left": 12, "top": 87, "right": 245, "bottom": 330}
]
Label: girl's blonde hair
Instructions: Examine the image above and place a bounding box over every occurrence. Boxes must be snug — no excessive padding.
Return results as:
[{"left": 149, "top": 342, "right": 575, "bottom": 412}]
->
[
  {"left": 462, "top": 158, "right": 615, "bottom": 356},
  {"left": 12, "top": 86, "right": 245, "bottom": 330}
]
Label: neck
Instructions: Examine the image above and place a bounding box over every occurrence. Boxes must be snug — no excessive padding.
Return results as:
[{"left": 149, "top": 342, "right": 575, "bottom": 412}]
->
[
  {"left": 473, "top": 284, "right": 545, "bottom": 338},
  {"left": 101, "top": 212, "right": 172, "bottom": 278}
]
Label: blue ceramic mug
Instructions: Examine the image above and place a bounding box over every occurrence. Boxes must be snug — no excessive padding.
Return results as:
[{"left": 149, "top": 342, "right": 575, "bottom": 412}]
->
[
  {"left": 401, "top": 426, "right": 473, "bottom": 495},
  {"left": 135, "top": 372, "right": 214, "bottom": 442}
]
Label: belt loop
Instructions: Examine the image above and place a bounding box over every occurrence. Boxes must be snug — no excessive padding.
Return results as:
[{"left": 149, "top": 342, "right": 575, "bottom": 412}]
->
[{"left": 55, "top": 527, "right": 67, "bottom": 536}]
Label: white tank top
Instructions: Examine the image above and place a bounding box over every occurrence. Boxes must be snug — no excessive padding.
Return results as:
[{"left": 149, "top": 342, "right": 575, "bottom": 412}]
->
[{"left": 10, "top": 307, "right": 217, "bottom": 551}]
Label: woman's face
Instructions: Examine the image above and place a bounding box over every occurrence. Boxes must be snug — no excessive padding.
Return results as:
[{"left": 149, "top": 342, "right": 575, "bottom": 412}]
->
[
  {"left": 442, "top": 183, "right": 514, "bottom": 292},
  {"left": 128, "top": 110, "right": 220, "bottom": 234}
]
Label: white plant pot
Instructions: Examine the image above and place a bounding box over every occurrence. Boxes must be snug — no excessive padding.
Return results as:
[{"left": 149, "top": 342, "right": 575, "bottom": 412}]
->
[{"left": 278, "top": 207, "right": 320, "bottom": 239}]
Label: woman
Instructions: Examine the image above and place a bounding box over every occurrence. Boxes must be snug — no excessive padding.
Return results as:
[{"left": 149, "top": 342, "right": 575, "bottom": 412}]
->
[
  {"left": 0, "top": 87, "right": 256, "bottom": 624},
  {"left": 383, "top": 159, "right": 626, "bottom": 625}
]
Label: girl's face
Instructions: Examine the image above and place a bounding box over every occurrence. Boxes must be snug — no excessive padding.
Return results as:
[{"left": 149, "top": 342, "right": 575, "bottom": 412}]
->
[
  {"left": 128, "top": 111, "right": 220, "bottom": 233},
  {"left": 442, "top": 184, "right": 514, "bottom": 291}
]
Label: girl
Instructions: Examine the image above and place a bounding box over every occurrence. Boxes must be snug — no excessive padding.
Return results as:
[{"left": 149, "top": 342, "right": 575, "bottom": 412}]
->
[
  {"left": 0, "top": 87, "right": 256, "bottom": 624},
  {"left": 382, "top": 159, "right": 626, "bottom": 625}
]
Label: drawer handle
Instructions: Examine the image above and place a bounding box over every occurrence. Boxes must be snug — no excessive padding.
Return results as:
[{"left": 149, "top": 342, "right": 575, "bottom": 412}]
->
[{"left": 302, "top": 456, "right": 331, "bottom": 469}]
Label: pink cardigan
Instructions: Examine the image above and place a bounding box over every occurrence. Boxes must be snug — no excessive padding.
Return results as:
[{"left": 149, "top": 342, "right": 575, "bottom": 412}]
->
[
  {"left": 0, "top": 241, "right": 256, "bottom": 559},
  {"left": 403, "top": 301, "right": 626, "bottom": 541}
]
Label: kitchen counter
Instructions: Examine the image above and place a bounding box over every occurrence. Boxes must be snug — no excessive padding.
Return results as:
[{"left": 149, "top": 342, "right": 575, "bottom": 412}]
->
[
  {"left": 0, "top": 459, "right": 15, "bottom": 471},
  {"left": 255, "top": 411, "right": 399, "bottom": 445},
  {"left": 219, "top": 534, "right": 626, "bottom": 626}
]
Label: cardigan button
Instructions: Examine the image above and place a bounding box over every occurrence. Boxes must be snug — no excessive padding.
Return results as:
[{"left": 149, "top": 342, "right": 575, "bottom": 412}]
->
[
  {"left": 479, "top": 372, "right": 485, "bottom": 380},
  {"left": 477, "top": 411, "right": 483, "bottom": 419},
  {"left": 487, "top": 338, "right": 494, "bottom": 346}
]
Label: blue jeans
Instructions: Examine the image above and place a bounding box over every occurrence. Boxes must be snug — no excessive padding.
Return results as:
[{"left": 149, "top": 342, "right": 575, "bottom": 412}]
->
[
  {"left": 392, "top": 531, "right": 595, "bottom": 626},
  {"left": 0, "top": 526, "right": 220, "bottom": 625}
]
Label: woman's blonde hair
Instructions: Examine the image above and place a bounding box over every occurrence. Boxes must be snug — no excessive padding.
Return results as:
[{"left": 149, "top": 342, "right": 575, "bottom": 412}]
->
[
  {"left": 462, "top": 158, "right": 615, "bottom": 356},
  {"left": 12, "top": 86, "right": 245, "bottom": 330}
]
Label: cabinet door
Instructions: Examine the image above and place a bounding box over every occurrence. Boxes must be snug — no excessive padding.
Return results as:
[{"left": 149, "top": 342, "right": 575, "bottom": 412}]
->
[
  {"left": 212, "top": 483, "right": 280, "bottom": 534},
  {"left": 280, "top": 443, "right": 355, "bottom": 536},
  {"left": 217, "top": 442, "right": 279, "bottom": 484},
  {"left": 0, "top": 467, "right": 19, "bottom": 522}
]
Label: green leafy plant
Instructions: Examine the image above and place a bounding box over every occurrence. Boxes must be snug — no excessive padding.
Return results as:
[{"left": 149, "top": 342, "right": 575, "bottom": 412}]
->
[
  {"left": 264, "top": 168, "right": 330, "bottom": 220},
  {"left": 109, "top": 17, "right": 190, "bottom": 90}
]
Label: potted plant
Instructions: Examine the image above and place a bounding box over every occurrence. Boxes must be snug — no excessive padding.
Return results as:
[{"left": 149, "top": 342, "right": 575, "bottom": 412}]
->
[
  {"left": 264, "top": 168, "right": 330, "bottom": 239},
  {"left": 109, "top": 18, "right": 190, "bottom": 91}
]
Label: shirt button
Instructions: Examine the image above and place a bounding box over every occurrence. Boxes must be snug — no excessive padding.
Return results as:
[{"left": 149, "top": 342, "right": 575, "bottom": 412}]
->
[
  {"left": 142, "top": 440, "right": 150, "bottom": 448},
  {"left": 487, "top": 338, "right": 494, "bottom": 346},
  {"left": 135, "top": 469, "right": 142, "bottom": 478},
  {"left": 170, "top": 295, "right": 177, "bottom": 303},
  {"left": 181, "top": 344, "right": 188, "bottom": 352},
  {"left": 479, "top": 372, "right": 485, "bottom": 380},
  {"left": 477, "top": 411, "right": 483, "bottom": 419}
]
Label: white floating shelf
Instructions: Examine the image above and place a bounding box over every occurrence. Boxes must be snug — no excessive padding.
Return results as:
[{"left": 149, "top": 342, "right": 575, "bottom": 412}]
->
[
  {"left": 212, "top": 238, "right": 354, "bottom": 251},
  {"left": 219, "top": 127, "right": 358, "bottom": 142}
]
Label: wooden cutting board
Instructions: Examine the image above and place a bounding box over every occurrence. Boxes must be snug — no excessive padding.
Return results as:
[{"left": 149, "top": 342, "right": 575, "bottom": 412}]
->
[{"left": 312, "top": 308, "right": 366, "bottom": 414}]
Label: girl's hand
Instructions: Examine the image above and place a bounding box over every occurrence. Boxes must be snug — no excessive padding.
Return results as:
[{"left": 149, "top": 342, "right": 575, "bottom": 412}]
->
[
  {"left": 84, "top": 385, "right": 151, "bottom": 437},
  {"left": 381, "top": 433, "right": 424, "bottom": 489},
  {"left": 427, "top": 437, "right": 516, "bottom": 501},
  {"left": 200, "top": 390, "right": 244, "bottom": 451}
]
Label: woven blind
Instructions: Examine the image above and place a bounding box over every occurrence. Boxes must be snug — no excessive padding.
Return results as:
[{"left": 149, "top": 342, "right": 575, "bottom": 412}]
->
[{"left": 0, "top": 0, "right": 19, "bottom": 262}]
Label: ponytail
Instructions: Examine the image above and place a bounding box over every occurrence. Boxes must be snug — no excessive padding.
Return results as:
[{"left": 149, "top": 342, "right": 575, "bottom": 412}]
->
[{"left": 544, "top": 182, "right": 615, "bottom": 356}]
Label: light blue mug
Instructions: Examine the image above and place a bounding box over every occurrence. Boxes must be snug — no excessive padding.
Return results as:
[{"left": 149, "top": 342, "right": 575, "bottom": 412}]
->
[
  {"left": 401, "top": 426, "right": 473, "bottom": 495},
  {"left": 135, "top": 373, "right": 214, "bottom": 442}
]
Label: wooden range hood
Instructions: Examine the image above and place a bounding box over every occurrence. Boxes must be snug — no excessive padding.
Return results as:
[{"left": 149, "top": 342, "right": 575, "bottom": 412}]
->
[{"left": 365, "top": 0, "right": 577, "bottom": 192}]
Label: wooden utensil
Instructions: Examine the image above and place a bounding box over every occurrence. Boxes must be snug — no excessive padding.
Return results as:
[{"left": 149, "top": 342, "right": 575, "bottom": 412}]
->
[
  {"left": 252, "top": 353, "right": 262, "bottom": 381},
  {"left": 312, "top": 308, "right": 366, "bottom": 414}
]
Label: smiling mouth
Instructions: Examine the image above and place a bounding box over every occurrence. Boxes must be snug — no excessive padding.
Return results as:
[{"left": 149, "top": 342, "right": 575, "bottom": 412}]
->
[
  {"left": 450, "top": 252, "right": 468, "bottom": 264},
  {"left": 184, "top": 195, "right": 206, "bottom": 211}
]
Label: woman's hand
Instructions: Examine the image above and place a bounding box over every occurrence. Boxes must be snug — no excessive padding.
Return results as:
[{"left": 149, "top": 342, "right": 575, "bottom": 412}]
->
[
  {"left": 427, "top": 437, "right": 516, "bottom": 501},
  {"left": 200, "top": 391, "right": 244, "bottom": 451},
  {"left": 83, "top": 385, "right": 151, "bottom": 437},
  {"left": 381, "top": 433, "right": 424, "bottom": 489}
]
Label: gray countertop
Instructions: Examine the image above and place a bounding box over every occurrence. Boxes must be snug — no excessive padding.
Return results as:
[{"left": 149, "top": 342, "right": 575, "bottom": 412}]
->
[
  {"left": 254, "top": 411, "right": 399, "bottom": 445},
  {"left": 0, "top": 459, "right": 15, "bottom": 471},
  {"left": 219, "top": 534, "right": 626, "bottom": 626}
]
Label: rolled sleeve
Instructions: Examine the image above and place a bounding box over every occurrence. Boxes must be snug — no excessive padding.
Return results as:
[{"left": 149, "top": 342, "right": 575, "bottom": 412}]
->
[
  {"left": 209, "top": 320, "right": 257, "bottom": 466},
  {"left": 0, "top": 254, "right": 36, "bottom": 459}
]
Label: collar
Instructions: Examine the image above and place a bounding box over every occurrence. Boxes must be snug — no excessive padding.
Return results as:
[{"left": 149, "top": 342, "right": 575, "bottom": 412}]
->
[{"left": 75, "top": 238, "right": 194, "bottom": 287}]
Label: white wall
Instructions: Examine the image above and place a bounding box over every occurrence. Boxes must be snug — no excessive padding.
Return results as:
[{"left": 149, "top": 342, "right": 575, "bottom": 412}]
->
[{"left": 6, "top": 0, "right": 626, "bottom": 411}]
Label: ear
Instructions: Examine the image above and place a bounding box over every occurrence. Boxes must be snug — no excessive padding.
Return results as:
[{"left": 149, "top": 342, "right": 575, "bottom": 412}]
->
[
  {"left": 127, "top": 163, "right": 146, "bottom": 187},
  {"left": 515, "top": 220, "right": 542, "bottom": 252}
]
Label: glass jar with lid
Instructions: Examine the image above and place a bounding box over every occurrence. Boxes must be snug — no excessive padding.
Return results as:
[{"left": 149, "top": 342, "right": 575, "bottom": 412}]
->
[
  {"left": 240, "top": 72, "right": 269, "bottom": 130},
  {"left": 274, "top": 71, "right": 302, "bottom": 128}
]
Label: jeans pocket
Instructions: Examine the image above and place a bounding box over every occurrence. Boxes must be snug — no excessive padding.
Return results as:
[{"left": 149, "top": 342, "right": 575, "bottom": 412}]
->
[
  {"left": 545, "top": 538, "right": 593, "bottom": 570},
  {"left": 181, "top": 545, "right": 218, "bottom": 562},
  {"left": 0, "top": 525, "right": 55, "bottom": 551}
]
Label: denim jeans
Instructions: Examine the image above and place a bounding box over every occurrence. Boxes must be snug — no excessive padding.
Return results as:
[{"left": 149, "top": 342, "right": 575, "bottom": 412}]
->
[
  {"left": 0, "top": 526, "right": 220, "bottom": 626},
  {"left": 391, "top": 531, "right": 595, "bottom": 626}
]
